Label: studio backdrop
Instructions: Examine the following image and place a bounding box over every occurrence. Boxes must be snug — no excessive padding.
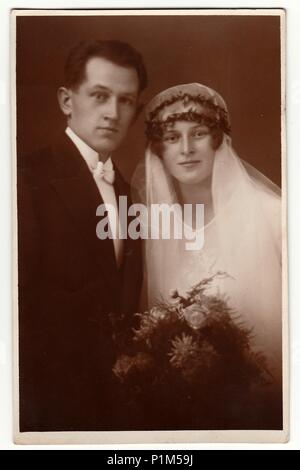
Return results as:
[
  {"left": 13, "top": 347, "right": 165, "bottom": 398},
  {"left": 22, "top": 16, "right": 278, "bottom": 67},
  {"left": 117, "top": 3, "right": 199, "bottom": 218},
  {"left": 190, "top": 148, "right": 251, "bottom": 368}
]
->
[{"left": 16, "top": 13, "right": 282, "bottom": 185}]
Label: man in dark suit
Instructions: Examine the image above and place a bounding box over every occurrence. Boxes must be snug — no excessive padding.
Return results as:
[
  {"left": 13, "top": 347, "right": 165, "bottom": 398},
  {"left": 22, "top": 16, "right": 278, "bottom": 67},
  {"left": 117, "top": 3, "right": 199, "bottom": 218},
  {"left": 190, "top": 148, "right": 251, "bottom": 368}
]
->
[{"left": 17, "top": 40, "right": 147, "bottom": 431}]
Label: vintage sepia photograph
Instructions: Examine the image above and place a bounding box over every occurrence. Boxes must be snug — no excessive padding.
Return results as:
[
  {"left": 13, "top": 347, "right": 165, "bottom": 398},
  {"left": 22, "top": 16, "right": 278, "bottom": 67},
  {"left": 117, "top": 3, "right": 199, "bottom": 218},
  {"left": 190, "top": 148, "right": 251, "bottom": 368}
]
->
[{"left": 12, "top": 9, "right": 288, "bottom": 444}]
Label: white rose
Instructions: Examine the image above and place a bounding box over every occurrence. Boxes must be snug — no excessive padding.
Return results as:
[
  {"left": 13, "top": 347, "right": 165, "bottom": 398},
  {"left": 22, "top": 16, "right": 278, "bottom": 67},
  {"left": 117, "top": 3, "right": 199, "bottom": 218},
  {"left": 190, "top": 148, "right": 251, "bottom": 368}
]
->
[{"left": 182, "top": 304, "right": 210, "bottom": 329}]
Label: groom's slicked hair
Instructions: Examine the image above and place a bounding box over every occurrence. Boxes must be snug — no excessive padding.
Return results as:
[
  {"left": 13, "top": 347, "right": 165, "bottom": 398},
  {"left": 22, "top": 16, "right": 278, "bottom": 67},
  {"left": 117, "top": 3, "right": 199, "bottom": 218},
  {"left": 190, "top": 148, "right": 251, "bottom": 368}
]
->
[{"left": 64, "top": 39, "right": 148, "bottom": 93}]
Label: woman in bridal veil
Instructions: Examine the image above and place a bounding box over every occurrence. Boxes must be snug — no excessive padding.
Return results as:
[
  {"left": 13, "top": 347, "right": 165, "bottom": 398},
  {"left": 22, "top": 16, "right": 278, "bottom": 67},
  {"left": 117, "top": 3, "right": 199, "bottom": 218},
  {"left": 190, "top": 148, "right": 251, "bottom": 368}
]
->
[{"left": 132, "top": 83, "right": 283, "bottom": 425}]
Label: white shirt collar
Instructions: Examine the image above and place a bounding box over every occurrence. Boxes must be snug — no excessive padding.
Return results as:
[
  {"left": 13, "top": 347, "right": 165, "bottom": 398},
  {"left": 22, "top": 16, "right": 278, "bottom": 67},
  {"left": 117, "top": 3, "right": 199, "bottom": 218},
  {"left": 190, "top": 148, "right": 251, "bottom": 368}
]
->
[{"left": 65, "top": 127, "right": 113, "bottom": 172}]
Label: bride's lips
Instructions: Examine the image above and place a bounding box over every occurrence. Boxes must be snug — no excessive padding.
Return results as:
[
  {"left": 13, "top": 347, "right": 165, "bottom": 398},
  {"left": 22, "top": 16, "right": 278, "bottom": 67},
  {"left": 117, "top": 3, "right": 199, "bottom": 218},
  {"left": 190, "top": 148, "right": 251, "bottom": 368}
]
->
[{"left": 178, "top": 160, "right": 201, "bottom": 167}]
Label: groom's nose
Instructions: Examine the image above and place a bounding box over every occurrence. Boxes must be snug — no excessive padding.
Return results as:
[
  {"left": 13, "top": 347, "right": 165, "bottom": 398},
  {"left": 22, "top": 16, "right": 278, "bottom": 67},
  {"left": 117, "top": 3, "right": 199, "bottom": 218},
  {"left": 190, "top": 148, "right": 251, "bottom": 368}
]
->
[
  {"left": 103, "top": 96, "right": 119, "bottom": 121},
  {"left": 180, "top": 135, "right": 195, "bottom": 155}
]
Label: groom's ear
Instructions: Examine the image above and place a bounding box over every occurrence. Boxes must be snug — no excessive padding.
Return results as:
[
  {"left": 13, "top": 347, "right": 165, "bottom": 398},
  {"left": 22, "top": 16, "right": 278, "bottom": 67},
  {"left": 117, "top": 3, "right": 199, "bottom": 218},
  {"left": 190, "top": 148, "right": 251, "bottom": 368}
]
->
[{"left": 57, "top": 86, "right": 73, "bottom": 117}]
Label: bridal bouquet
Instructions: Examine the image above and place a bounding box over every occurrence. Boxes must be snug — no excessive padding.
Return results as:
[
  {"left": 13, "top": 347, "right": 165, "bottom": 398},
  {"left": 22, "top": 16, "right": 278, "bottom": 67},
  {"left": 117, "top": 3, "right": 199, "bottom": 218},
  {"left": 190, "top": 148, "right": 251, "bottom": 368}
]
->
[{"left": 112, "top": 272, "right": 272, "bottom": 429}]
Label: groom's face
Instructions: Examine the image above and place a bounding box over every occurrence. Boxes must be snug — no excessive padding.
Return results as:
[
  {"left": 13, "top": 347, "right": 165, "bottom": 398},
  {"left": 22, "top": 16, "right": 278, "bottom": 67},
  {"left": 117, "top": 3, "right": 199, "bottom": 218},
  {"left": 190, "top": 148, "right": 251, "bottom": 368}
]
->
[{"left": 64, "top": 57, "right": 139, "bottom": 154}]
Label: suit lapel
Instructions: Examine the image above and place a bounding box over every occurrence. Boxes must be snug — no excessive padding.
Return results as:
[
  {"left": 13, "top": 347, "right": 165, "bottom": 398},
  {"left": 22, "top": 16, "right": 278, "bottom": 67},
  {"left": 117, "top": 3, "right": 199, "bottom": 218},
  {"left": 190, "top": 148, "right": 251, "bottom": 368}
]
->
[
  {"left": 49, "top": 134, "right": 118, "bottom": 294},
  {"left": 113, "top": 165, "right": 133, "bottom": 258},
  {"left": 113, "top": 165, "right": 143, "bottom": 313}
]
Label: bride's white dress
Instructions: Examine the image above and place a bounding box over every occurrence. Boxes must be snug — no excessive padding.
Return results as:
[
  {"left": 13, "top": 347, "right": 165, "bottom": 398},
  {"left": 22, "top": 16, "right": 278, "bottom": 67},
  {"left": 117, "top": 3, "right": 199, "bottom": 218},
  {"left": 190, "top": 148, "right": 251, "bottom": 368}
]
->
[{"left": 134, "top": 135, "right": 282, "bottom": 378}]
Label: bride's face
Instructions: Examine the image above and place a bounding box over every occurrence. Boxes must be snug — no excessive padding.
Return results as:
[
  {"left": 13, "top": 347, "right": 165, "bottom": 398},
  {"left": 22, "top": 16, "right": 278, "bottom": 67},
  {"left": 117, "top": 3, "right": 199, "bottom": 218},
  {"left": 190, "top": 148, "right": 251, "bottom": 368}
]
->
[{"left": 161, "top": 120, "right": 216, "bottom": 185}]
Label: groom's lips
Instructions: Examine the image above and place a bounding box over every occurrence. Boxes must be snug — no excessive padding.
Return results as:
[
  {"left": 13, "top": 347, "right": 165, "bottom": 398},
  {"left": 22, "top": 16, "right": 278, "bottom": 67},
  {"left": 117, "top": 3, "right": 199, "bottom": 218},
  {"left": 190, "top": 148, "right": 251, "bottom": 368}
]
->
[{"left": 97, "top": 127, "right": 118, "bottom": 133}]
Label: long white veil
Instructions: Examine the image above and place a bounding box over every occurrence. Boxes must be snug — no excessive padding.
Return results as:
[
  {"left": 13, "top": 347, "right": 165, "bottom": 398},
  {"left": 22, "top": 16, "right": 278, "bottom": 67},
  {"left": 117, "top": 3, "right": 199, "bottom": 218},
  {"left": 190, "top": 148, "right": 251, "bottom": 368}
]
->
[{"left": 132, "top": 133, "right": 282, "bottom": 377}]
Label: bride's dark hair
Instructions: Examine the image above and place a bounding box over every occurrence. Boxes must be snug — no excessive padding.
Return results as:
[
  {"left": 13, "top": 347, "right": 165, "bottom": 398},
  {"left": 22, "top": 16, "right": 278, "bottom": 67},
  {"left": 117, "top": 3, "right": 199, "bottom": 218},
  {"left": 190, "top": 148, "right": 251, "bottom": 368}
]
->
[{"left": 145, "top": 93, "right": 230, "bottom": 158}]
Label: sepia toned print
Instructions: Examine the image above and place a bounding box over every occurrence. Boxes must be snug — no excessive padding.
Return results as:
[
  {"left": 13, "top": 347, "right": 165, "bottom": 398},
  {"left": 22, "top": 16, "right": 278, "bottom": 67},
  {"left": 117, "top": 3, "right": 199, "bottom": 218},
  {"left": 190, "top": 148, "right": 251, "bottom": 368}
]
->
[{"left": 12, "top": 9, "right": 288, "bottom": 444}]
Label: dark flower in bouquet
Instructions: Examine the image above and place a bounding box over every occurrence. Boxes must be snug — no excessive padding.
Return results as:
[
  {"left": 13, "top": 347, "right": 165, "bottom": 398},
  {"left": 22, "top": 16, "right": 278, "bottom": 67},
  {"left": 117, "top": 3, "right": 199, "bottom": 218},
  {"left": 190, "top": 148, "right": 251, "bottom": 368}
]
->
[{"left": 112, "top": 272, "right": 273, "bottom": 429}]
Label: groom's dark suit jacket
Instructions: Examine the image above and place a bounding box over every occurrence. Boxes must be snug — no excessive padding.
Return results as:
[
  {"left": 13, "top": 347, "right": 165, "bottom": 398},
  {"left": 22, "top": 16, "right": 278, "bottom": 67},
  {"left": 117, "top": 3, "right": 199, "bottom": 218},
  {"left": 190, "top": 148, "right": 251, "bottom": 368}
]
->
[{"left": 17, "top": 133, "right": 142, "bottom": 431}]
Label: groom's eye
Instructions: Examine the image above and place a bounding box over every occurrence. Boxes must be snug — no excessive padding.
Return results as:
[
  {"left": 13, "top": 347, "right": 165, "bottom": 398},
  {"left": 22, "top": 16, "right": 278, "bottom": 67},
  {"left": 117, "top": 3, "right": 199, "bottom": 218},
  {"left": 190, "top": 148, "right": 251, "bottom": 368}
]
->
[
  {"left": 119, "top": 96, "right": 135, "bottom": 106},
  {"left": 91, "top": 91, "right": 109, "bottom": 102}
]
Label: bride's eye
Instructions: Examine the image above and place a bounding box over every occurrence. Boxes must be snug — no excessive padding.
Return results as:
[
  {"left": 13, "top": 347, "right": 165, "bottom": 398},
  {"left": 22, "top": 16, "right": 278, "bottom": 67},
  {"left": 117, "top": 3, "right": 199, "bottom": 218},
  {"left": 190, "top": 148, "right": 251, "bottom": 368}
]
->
[
  {"left": 193, "top": 128, "right": 209, "bottom": 139},
  {"left": 163, "top": 133, "right": 179, "bottom": 143}
]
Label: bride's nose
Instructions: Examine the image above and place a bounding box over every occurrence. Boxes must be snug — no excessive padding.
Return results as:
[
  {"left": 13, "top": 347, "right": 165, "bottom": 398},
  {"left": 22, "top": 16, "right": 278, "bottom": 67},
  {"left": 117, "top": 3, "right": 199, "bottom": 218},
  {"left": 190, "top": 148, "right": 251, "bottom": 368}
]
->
[{"left": 180, "top": 135, "right": 195, "bottom": 155}]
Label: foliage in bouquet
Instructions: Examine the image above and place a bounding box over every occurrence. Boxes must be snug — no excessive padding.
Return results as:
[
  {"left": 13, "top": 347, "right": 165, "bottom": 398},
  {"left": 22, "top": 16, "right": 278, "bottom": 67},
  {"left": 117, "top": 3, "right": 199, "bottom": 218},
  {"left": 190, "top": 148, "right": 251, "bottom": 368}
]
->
[{"left": 112, "top": 272, "right": 272, "bottom": 427}]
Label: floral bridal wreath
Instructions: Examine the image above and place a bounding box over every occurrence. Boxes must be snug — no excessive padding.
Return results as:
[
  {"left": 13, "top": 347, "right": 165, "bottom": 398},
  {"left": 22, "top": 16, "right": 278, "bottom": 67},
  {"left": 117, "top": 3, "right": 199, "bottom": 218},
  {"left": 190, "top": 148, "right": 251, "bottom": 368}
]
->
[{"left": 111, "top": 272, "right": 275, "bottom": 429}]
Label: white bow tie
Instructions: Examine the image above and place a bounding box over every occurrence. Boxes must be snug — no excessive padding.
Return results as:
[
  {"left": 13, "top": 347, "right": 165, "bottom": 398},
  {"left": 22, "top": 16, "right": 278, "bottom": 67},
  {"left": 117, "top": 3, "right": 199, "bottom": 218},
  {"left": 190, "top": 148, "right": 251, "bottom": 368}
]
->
[{"left": 92, "top": 160, "right": 115, "bottom": 185}]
